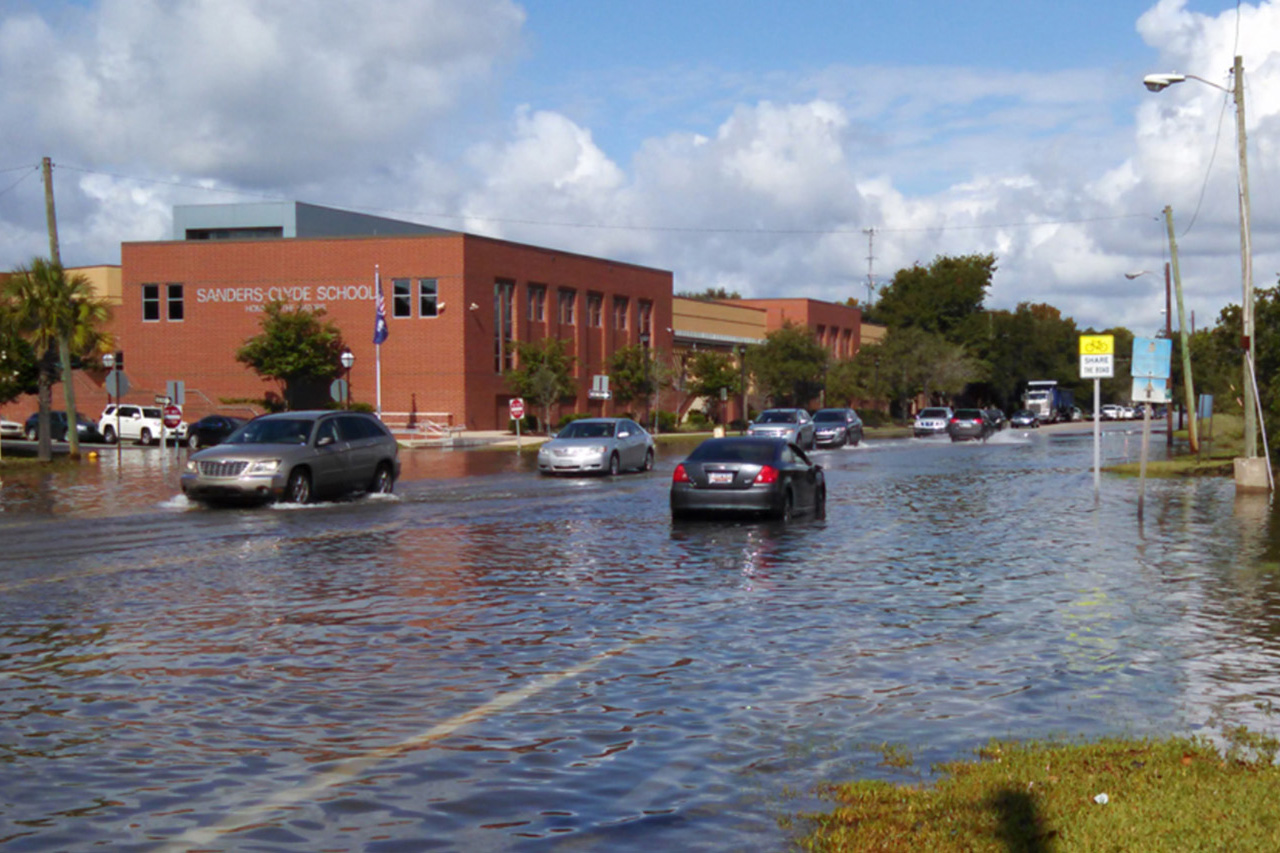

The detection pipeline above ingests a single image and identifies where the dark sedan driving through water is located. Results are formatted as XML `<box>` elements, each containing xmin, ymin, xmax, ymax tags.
<box><xmin>670</xmin><ymin>437</ymin><xmax>825</xmax><ymax>521</ymax></box>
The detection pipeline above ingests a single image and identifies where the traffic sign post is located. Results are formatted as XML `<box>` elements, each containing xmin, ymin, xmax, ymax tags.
<box><xmin>1080</xmin><ymin>334</ymin><xmax>1115</xmax><ymax>498</ymax></box>
<box><xmin>509</xmin><ymin>398</ymin><xmax>526</xmax><ymax>450</ymax></box>
<box><xmin>163</xmin><ymin>404</ymin><xmax>182</xmax><ymax>465</ymax></box>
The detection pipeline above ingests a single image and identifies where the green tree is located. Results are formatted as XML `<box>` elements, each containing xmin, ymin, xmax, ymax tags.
<box><xmin>506</xmin><ymin>337</ymin><xmax>576</xmax><ymax>433</ymax></box>
<box><xmin>872</xmin><ymin>253</ymin><xmax>995</xmax><ymax>339</ymax></box>
<box><xmin>873</xmin><ymin>326</ymin><xmax>982</xmax><ymax>416</ymax></box>
<box><xmin>684</xmin><ymin>349</ymin><xmax>742</xmax><ymax>422</ymax></box>
<box><xmin>747</xmin><ymin>323</ymin><xmax>829</xmax><ymax>407</ymax></box>
<box><xmin>235</xmin><ymin>300</ymin><xmax>345</xmax><ymax>410</ymax></box>
<box><xmin>675</xmin><ymin>287</ymin><xmax>741</xmax><ymax>300</ymax></box>
<box><xmin>2</xmin><ymin>259</ymin><xmax>111</xmax><ymax>460</ymax></box>
<box><xmin>608</xmin><ymin>344</ymin><xmax>657</xmax><ymax>409</ymax></box>
<box><xmin>825</xmin><ymin>355</ymin><xmax>876</xmax><ymax>408</ymax></box>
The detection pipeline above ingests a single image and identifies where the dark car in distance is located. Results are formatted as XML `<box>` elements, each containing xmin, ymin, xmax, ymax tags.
<box><xmin>670</xmin><ymin>437</ymin><xmax>825</xmax><ymax>521</ymax></box>
<box><xmin>24</xmin><ymin>411</ymin><xmax>105</xmax><ymax>443</ymax></box>
<box><xmin>947</xmin><ymin>408</ymin><xmax>994</xmax><ymax>442</ymax></box>
<box><xmin>811</xmin><ymin>408</ymin><xmax>863</xmax><ymax>448</ymax></box>
<box><xmin>185</xmin><ymin>414</ymin><xmax>248</xmax><ymax>449</ymax></box>
<box><xmin>1009</xmin><ymin>409</ymin><xmax>1040</xmax><ymax>428</ymax></box>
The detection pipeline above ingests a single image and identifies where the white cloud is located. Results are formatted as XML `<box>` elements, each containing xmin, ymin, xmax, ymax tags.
<box><xmin>5</xmin><ymin>0</ymin><xmax>1280</xmax><ymax>338</ymax></box>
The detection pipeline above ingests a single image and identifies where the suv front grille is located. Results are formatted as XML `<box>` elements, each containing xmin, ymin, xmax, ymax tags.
<box><xmin>198</xmin><ymin>460</ymin><xmax>249</xmax><ymax>477</ymax></box>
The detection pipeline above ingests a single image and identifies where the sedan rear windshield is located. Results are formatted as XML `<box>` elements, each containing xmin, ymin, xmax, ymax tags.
<box><xmin>954</xmin><ymin>409</ymin><xmax>984</xmax><ymax>419</ymax></box>
<box><xmin>813</xmin><ymin>411</ymin><xmax>848</xmax><ymax>422</ymax></box>
<box><xmin>687</xmin><ymin>440</ymin><xmax>777</xmax><ymax>465</ymax></box>
<box><xmin>557</xmin><ymin>421</ymin><xmax>615</xmax><ymax>439</ymax></box>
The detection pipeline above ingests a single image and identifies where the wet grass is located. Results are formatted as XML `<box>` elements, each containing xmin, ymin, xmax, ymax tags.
<box><xmin>794</xmin><ymin>732</ymin><xmax>1280</xmax><ymax>851</ymax></box>
<box><xmin>1107</xmin><ymin>413</ymin><xmax>1253</xmax><ymax>479</ymax></box>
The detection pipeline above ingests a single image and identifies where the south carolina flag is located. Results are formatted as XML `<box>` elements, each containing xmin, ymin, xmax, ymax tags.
<box><xmin>373</xmin><ymin>267</ymin><xmax>389</xmax><ymax>344</ymax></box>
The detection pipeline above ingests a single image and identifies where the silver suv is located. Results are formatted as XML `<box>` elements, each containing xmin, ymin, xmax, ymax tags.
<box><xmin>181</xmin><ymin>411</ymin><xmax>400</xmax><ymax>505</ymax></box>
<box><xmin>746</xmin><ymin>408</ymin><xmax>815</xmax><ymax>449</ymax></box>
<box><xmin>99</xmin><ymin>404</ymin><xmax>186</xmax><ymax>445</ymax></box>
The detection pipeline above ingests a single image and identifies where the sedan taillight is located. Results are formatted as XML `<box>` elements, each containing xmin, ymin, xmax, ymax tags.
<box><xmin>672</xmin><ymin>464</ymin><xmax>690</xmax><ymax>483</ymax></box>
<box><xmin>753</xmin><ymin>465</ymin><xmax>779</xmax><ymax>484</ymax></box>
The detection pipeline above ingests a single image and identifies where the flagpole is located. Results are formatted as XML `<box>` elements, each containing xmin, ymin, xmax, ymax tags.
<box><xmin>373</xmin><ymin>264</ymin><xmax>387</xmax><ymax>417</ymax></box>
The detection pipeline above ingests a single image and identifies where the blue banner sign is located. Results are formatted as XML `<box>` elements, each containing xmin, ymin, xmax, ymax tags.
<box><xmin>1131</xmin><ymin>337</ymin><xmax>1172</xmax><ymax>379</ymax></box>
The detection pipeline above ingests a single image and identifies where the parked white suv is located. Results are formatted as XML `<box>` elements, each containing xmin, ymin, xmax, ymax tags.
<box><xmin>99</xmin><ymin>404</ymin><xmax>185</xmax><ymax>445</ymax></box>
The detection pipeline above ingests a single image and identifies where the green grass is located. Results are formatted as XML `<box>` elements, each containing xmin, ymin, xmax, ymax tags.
<box><xmin>796</xmin><ymin>734</ymin><xmax>1280</xmax><ymax>852</ymax></box>
<box><xmin>1106</xmin><ymin>412</ymin><xmax>1255</xmax><ymax>478</ymax></box>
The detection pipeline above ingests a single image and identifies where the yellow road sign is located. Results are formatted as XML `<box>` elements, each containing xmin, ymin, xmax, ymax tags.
<box><xmin>1079</xmin><ymin>334</ymin><xmax>1115</xmax><ymax>356</ymax></box>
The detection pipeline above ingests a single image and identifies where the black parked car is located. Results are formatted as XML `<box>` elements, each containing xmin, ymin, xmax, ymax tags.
<box><xmin>671</xmin><ymin>437</ymin><xmax>825</xmax><ymax>521</ymax></box>
<box><xmin>811</xmin><ymin>407</ymin><xmax>864</xmax><ymax>448</ymax></box>
<box><xmin>23</xmin><ymin>411</ymin><xmax>105</xmax><ymax>443</ymax></box>
<box><xmin>185</xmin><ymin>414</ymin><xmax>248</xmax><ymax>449</ymax></box>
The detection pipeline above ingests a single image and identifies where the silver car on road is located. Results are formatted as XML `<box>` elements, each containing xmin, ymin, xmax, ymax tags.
<box><xmin>537</xmin><ymin>417</ymin><xmax>655</xmax><ymax>476</ymax></box>
<box><xmin>746</xmin><ymin>408</ymin><xmax>815</xmax><ymax>449</ymax></box>
<box><xmin>181</xmin><ymin>410</ymin><xmax>400</xmax><ymax>505</ymax></box>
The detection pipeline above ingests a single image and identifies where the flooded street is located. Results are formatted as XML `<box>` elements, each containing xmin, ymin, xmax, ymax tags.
<box><xmin>2</xmin><ymin>427</ymin><xmax>1279</xmax><ymax>851</ymax></box>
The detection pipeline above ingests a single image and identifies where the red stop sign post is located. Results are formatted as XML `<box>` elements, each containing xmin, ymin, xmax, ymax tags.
<box><xmin>509</xmin><ymin>398</ymin><xmax>525</xmax><ymax>451</ymax></box>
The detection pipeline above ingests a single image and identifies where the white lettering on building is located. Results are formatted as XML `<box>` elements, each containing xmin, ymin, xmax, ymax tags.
<box><xmin>195</xmin><ymin>283</ymin><xmax>376</xmax><ymax>312</ymax></box>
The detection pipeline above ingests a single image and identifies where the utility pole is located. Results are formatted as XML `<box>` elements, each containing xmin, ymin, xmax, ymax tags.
<box><xmin>44</xmin><ymin>156</ymin><xmax>82</xmax><ymax>459</ymax></box>
<box><xmin>1164</xmin><ymin>206</ymin><xmax>1198</xmax><ymax>452</ymax></box>
<box><xmin>1232</xmin><ymin>55</ymin><xmax>1257</xmax><ymax>463</ymax></box>
<box><xmin>863</xmin><ymin>228</ymin><xmax>877</xmax><ymax>305</ymax></box>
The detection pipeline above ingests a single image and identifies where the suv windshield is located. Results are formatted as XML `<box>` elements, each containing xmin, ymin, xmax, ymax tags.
<box><xmin>228</xmin><ymin>418</ymin><xmax>315</xmax><ymax>445</ymax></box>
<box><xmin>919</xmin><ymin>408</ymin><xmax>949</xmax><ymax>418</ymax></box>
<box><xmin>758</xmin><ymin>411</ymin><xmax>798</xmax><ymax>424</ymax></box>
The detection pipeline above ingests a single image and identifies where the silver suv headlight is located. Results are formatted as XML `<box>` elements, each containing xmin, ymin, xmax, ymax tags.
<box><xmin>246</xmin><ymin>459</ymin><xmax>282</xmax><ymax>474</ymax></box>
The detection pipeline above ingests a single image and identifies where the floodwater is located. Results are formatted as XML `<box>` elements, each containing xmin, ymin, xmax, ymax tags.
<box><xmin>1</xmin><ymin>426</ymin><xmax>1279</xmax><ymax>851</ymax></box>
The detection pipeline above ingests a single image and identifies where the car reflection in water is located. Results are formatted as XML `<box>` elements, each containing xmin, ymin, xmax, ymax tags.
<box><xmin>671</xmin><ymin>436</ymin><xmax>825</xmax><ymax>521</ymax></box>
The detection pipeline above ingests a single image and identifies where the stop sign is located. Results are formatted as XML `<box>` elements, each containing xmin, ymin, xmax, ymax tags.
<box><xmin>162</xmin><ymin>405</ymin><xmax>182</xmax><ymax>429</ymax></box>
<box><xmin>509</xmin><ymin>398</ymin><xmax>526</xmax><ymax>419</ymax></box>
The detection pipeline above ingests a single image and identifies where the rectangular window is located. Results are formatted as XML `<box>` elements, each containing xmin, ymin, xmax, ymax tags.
<box><xmin>166</xmin><ymin>283</ymin><xmax>184</xmax><ymax>321</ymax></box>
<box><xmin>587</xmin><ymin>293</ymin><xmax>603</xmax><ymax>328</ymax></box>
<box><xmin>418</xmin><ymin>278</ymin><xmax>438</xmax><ymax>317</ymax></box>
<box><xmin>558</xmin><ymin>289</ymin><xmax>576</xmax><ymax>325</ymax></box>
<box><xmin>142</xmin><ymin>284</ymin><xmax>160</xmax><ymax>322</ymax></box>
<box><xmin>494</xmin><ymin>280</ymin><xmax>515</xmax><ymax>373</ymax></box>
<box><xmin>638</xmin><ymin>299</ymin><xmax>653</xmax><ymax>338</ymax></box>
<box><xmin>613</xmin><ymin>296</ymin><xmax>629</xmax><ymax>330</ymax></box>
<box><xmin>392</xmin><ymin>278</ymin><xmax>412</xmax><ymax>318</ymax></box>
<box><xmin>528</xmin><ymin>284</ymin><xmax>546</xmax><ymax>322</ymax></box>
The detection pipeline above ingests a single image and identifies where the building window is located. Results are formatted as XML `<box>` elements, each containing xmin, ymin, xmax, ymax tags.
<box><xmin>418</xmin><ymin>278</ymin><xmax>438</xmax><ymax>317</ymax></box>
<box><xmin>638</xmin><ymin>299</ymin><xmax>653</xmax><ymax>338</ymax></box>
<box><xmin>587</xmin><ymin>293</ymin><xmax>603</xmax><ymax>328</ymax></box>
<box><xmin>494</xmin><ymin>280</ymin><xmax>515</xmax><ymax>373</ymax></box>
<box><xmin>142</xmin><ymin>284</ymin><xmax>160</xmax><ymax>322</ymax></box>
<box><xmin>166</xmin><ymin>283</ymin><xmax>184</xmax><ymax>321</ymax></box>
<box><xmin>558</xmin><ymin>288</ymin><xmax>576</xmax><ymax>325</ymax></box>
<box><xmin>392</xmin><ymin>278</ymin><xmax>412</xmax><ymax>318</ymax></box>
<box><xmin>613</xmin><ymin>296</ymin><xmax>629</xmax><ymax>330</ymax></box>
<box><xmin>528</xmin><ymin>284</ymin><xmax>546</xmax><ymax>322</ymax></box>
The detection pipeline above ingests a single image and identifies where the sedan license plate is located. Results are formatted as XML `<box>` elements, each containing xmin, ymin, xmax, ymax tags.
<box><xmin>708</xmin><ymin>471</ymin><xmax>734</xmax><ymax>485</ymax></box>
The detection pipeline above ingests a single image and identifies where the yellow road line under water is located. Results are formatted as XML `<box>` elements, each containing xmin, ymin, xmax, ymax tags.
<box><xmin>157</xmin><ymin>638</ymin><xmax>650</xmax><ymax>850</ymax></box>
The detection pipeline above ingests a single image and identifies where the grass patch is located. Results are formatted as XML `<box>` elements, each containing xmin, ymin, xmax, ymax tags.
<box><xmin>796</xmin><ymin>734</ymin><xmax>1280</xmax><ymax>851</ymax></box>
<box><xmin>1106</xmin><ymin>412</ymin><xmax>1264</xmax><ymax>479</ymax></box>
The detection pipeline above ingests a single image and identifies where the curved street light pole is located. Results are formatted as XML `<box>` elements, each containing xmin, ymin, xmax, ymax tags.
<box><xmin>1144</xmin><ymin>55</ymin><xmax>1259</xmax><ymax>475</ymax></box>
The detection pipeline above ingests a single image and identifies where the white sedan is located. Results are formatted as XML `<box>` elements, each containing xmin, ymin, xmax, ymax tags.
<box><xmin>0</xmin><ymin>416</ymin><xmax>22</xmax><ymax>439</ymax></box>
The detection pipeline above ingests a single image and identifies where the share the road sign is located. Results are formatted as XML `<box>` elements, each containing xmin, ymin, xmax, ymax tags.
<box><xmin>1079</xmin><ymin>335</ymin><xmax>1115</xmax><ymax>379</ymax></box>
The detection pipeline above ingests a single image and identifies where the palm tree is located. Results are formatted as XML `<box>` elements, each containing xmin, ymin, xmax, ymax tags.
<box><xmin>3</xmin><ymin>259</ymin><xmax>111</xmax><ymax>461</ymax></box>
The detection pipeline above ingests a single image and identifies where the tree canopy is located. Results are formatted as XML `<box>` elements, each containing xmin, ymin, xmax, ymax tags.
<box><xmin>746</xmin><ymin>323</ymin><xmax>828</xmax><ymax>407</ymax></box>
<box><xmin>871</xmin><ymin>253</ymin><xmax>995</xmax><ymax>338</ymax></box>
<box><xmin>682</xmin><ymin>349</ymin><xmax>742</xmax><ymax>420</ymax></box>
<box><xmin>235</xmin><ymin>300</ymin><xmax>346</xmax><ymax>410</ymax></box>
<box><xmin>675</xmin><ymin>287</ymin><xmax>741</xmax><ymax>301</ymax></box>
<box><xmin>506</xmin><ymin>337</ymin><xmax>577</xmax><ymax>433</ymax></box>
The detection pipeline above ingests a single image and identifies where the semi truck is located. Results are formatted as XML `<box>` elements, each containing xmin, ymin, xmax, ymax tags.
<box><xmin>1022</xmin><ymin>380</ymin><xmax>1074</xmax><ymax>423</ymax></box>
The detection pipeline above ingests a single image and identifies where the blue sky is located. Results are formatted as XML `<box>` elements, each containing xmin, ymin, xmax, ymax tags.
<box><xmin>0</xmin><ymin>0</ymin><xmax>1274</xmax><ymax>334</ymax></box>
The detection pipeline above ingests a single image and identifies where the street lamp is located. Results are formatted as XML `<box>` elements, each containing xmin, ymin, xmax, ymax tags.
<box><xmin>340</xmin><ymin>349</ymin><xmax>355</xmax><ymax>409</ymax></box>
<box><xmin>1144</xmin><ymin>56</ymin><xmax>1259</xmax><ymax>482</ymax></box>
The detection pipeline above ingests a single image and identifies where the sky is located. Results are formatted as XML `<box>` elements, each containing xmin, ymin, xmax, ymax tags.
<box><xmin>1</xmin><ymin>0</ymin><xmax>1277</xmax><ymax>336</ymax></box>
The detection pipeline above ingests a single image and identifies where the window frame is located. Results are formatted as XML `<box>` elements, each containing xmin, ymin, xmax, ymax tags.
<box><xmin>558</xmin><ymin>288</ymin><xmax>576</xmax><ymax>325</ymax></box>
<box><xmin>418</xmin><ymin>278</ymin><xmax>439</xmax><ymax>318</ymax></box>
<box><xmin>392</xmin><ymin>278</ymin><xmax>412</xmax><ymax>319</ymax></box>
<box><xmin>528</xmin><ymin>284</ymin><xmax>546</xmax><ymax>322</ymax></box>
<box><xmin>166</xmin><ymin>283</ymin><xmax>184</xmax><ymax>321</ymax></box>
<box><xmin>142</xmin><ymin>284</ymin><xmax>160</xmax><ymax>322</ymax></box>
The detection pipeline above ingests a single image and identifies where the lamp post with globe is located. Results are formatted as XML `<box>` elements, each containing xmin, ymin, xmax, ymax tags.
<box><xmin>340</xmin><ymin>349</ymin><xmax>355</xmax><ymax>409</ymax></box>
